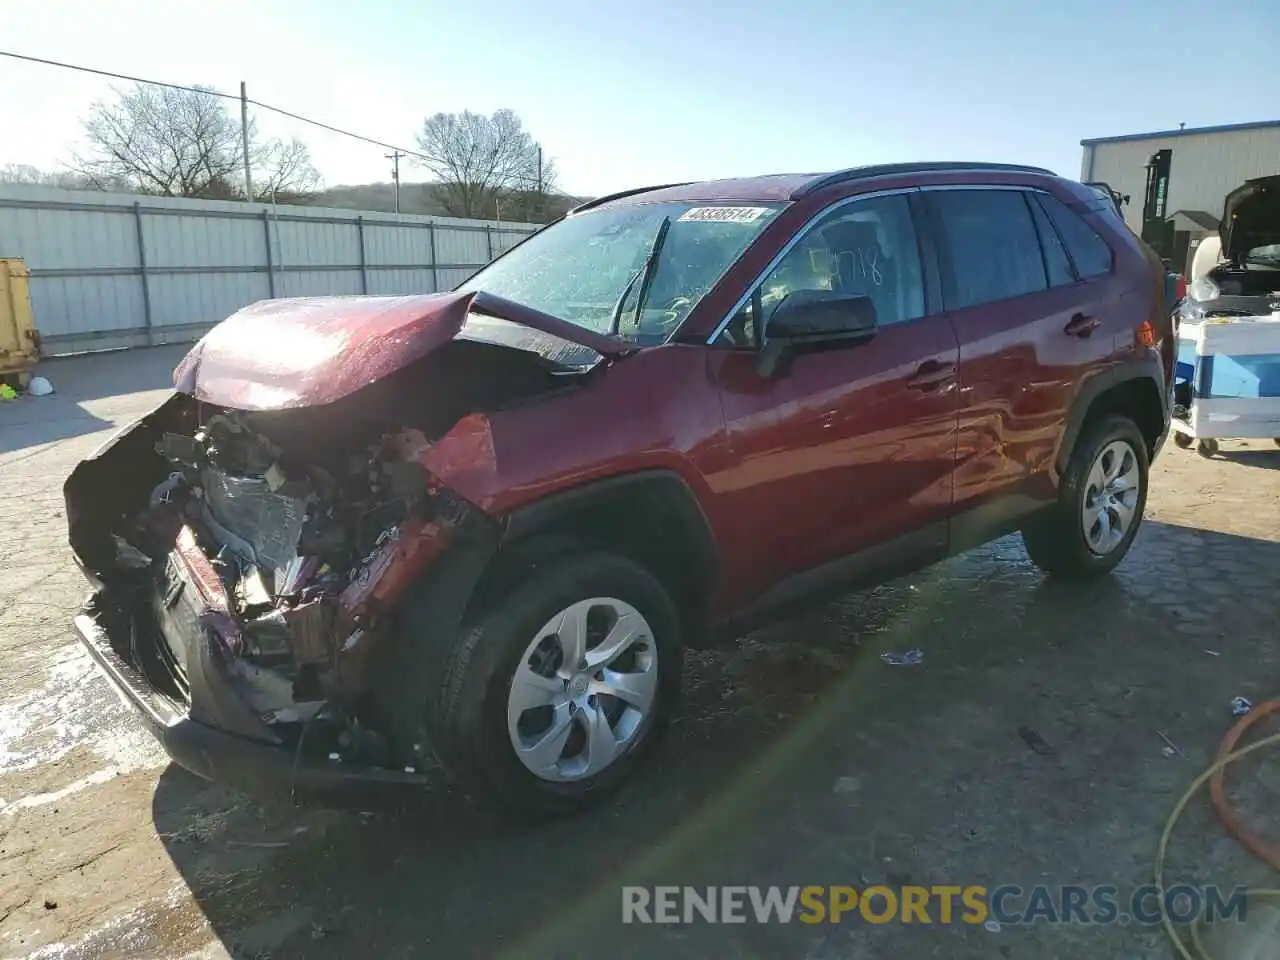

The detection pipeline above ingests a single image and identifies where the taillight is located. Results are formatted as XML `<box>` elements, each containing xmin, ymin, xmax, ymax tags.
<box><xmin>1138</xmin><ymin>320</ymin><xmax>1157</xmax><ymax>347</ymax></box>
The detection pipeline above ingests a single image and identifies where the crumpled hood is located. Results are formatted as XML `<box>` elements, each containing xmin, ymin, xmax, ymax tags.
<box><xmin>173</xmin><ymin>291</ymin><xmax>632</xmax><ymax>410</ymax></box>
<box><xmin>1221</xmin><ymin>175</ymin><xmax>1280</xmax><ymax>263</ymax></box>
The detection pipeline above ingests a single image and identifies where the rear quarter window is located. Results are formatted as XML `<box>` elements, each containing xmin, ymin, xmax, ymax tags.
<box><xmin>1035</xmin><ymin>194</ymin><xmax>1114</xmax><ymax>279</ymax></box>
<box><xmin>1026</xmin><ymin>194</ymin><xmax>1076</xmax><ymax>287</ymax></box>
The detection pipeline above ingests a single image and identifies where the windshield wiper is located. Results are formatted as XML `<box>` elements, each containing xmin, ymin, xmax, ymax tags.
<box><xmin>609</xmin><ymin>216</ymin><xmax>672</xmax><ymax>335</ymax></box>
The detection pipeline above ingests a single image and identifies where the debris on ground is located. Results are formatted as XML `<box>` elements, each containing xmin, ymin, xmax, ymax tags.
<box><xmin>1231</xmin><ymin>696</ymin><xmax>1254</xmax><ymax>716</ymax></box>
<box><xmin>1157</xmin><ymin>730</ymin><xmax>1182</xmax><ymax>757</ymax></box>
<box><xmin>27</xmin><ymin>376</ymin><xmax>54</xmax><ymax>396</ymax></box>
<box><xmin>0</xmin><ymin>384</ymin><xmax>16</xmax><ymax>401</ymax></box>
<box><xmin>1017</xmin><ymin>726</ymin><xmax>1056</xmax><ymax>756</ymax></box>
<box><xmin>833</xmin><ymin>776</ymin><xmax>860</xmax><ymax>794</ymax></box>
<box><xmin>880</xmin><ymin>648</ymin><xmax>924</xmax><ymax>666</ymax></box>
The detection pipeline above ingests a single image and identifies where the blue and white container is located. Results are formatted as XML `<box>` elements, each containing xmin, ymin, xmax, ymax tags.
<box><xmin>1174</xmin><ymin>315</ymin><xmax>1280</xmax><ymax>442</ymax></box>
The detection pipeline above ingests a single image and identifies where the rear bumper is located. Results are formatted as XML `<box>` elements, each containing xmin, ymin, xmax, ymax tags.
<box><xmin>74</xmin><ymin>594</ymin><xmax>436</xmax><ymax>808</ymax></box>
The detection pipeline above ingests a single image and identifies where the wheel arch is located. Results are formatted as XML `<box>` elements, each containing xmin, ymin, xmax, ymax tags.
<box><xmin>1056</xmin><ymin>360</ymin><xmax>1169</xmax><ymax>477</ymax></box>
<box><xmin>486</xmin><ymin>470</ymin><xmax>720</xmax><ymax>630</ymax></box>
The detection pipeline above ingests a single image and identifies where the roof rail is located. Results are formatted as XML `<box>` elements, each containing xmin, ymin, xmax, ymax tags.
<box><xmin>569</xmin><ymin>182</ymin><xmax>694</xmax><ymax>215</ymax></box>
<box><xmin>792</xmin><ymin>162</ymin><xmax>1057</xmax><ymax>199</ymax></box>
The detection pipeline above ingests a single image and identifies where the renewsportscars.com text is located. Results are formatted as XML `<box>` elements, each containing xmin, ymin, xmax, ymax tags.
<box><xmin>622</xmin><ymin>884</ymin><xmax>1248</xmax><ymax>926</ymax></box>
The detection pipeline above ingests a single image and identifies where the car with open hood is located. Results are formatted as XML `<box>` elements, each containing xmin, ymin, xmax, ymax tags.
<box><xmin>66</xmin><ymin>162</ymin><xmax>1173</xmax><ymax>819</ymax></box>
<box><xmin>1184</xmin><ymin>174</ymin><xmax>1280</xmax><ymax>319</ymax></box>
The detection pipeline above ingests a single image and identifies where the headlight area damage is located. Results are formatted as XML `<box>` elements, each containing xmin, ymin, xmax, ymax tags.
<box><xmin>65</xmin><ymin>292</ymin><xmax>625</xmax><ymax>803</ymax></box>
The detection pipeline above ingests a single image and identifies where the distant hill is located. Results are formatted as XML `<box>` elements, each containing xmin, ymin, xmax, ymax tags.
<box><xmin>308</xmin><ymin>181</ymin><xmax>587</xmax><ymax>223</ymax></box>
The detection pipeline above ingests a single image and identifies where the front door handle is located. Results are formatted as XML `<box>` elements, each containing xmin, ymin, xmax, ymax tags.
<box><xmin>907</xmin><ymin>359</ymin><xmax>957</xmax><ymax>391</ymax></box>
<box><xmin>1065</xmin><ymin>313</ymin><xmax>1102</xmax><ymax>337</ymax></box>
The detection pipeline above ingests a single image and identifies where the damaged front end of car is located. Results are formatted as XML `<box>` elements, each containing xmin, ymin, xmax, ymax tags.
<box><xmin>66</xmin><ymin>292</ymin><xmax>624</xmax><ymax>803</ymax></box>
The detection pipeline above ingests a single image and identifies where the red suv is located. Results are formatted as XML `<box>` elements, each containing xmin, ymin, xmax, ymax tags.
<box><xmin>66</xmin><ymin>162</ymin><xmax>1173</xmax><ymax>818</ymax></box>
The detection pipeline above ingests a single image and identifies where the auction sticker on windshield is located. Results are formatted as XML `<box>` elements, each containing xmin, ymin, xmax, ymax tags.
<box><xmin>678</xmin><ymin>207</ymin><xmax>772</xmax><ymax>224</ymax></box>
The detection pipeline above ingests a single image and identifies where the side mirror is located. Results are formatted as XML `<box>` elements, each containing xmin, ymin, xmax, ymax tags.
<box><xmin>757</xmin><ymin>291</ymin><xmax>878</xmax><ymax>377</ymax></box>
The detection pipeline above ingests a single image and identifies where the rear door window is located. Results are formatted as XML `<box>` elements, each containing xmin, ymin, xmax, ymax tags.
<box><xmin>929</xmin><ymin>190</ymin><xmax>1048</xmax><ymax>309</ymax></box>
<box><xmin>1035</xmin><ymin>194</ymin><xmax>1114</xmax><ymax>279</ymax></box>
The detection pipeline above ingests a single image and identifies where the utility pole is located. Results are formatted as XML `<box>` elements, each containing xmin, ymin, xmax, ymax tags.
<box><xmin>386</xmin><ymin>151</ymin><xmax>404</xmax><ymax>214</ymax></box>
<box><xmin>536</xmin><ymin>146</ymin><xmax>544</xmax><ymax>219</ymax></box>
<box><xmin>240</xmin><ymin>82</ymin><xmax>253</xmax><ymax>202</ymax></box>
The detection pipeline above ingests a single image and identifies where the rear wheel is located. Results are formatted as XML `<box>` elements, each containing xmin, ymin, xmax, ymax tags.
<box><xmin>418</xmin><ymin>551</ymin><xmax>681</xmax><ymax>820</ymax></box>
<box><xmin>1172</xmin><ymin>432</ymin><xmax>1194</xmax><ymax>450</ymax></box>
<box><xmin>1197</xmin><ymin>438</ymin><xmax>1220</xmax><ymax>458</ymax></box>
<box><xmin>1023</xmin><ymin>415</ymin><xmax>1149</xmax><ymax>580</ymax></box>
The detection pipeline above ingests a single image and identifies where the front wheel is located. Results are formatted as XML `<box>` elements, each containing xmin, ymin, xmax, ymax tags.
<box><xmin>1023</xmin><ymin>415</ymin><xmax>1149</xmax><ymax>580</ymax></box>
<box><xmin>417</xmin><ymin>551</ymin><xmax>682</xmax><ymax>820</ymax></box>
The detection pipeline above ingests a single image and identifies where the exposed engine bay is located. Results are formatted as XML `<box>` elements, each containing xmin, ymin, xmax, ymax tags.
<box><xmin>65</xmin><ymin>332</ymin><xmax>583</xmax><ymax>778</ymax></box>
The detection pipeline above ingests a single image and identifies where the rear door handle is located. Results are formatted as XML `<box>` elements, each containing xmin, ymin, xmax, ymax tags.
<box><xmin>1064</xmin><ymin>313</ymin><xmax>1102</xmax><ymax>337</ymax></box>
<box><xmin>907</xmin><ymin>359</ymin><xmax>957</xmax><ymax>391</ymax></box>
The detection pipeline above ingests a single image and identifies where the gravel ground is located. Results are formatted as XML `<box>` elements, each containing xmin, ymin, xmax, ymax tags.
<box><xmin>1</xmin><ymin>346</ymin><xmax>1278</xmax><ymax>960</ymax></box>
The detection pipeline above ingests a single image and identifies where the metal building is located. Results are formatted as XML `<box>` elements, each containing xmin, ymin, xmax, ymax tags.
<box><xmin>1079</xmin><ymin>119</ymin><xmax>1280</xmax><ymax>273</ymax></box>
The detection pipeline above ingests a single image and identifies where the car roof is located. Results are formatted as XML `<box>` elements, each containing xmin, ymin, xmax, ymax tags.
<box><xmin>573</xmin><ymin>162</ymin><xmax>1057</xmax><ymax>213</ymax></box>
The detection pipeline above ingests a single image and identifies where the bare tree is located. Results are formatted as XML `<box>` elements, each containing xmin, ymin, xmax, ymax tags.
<box><xmin>254</xmin><ymin>137</ymin><xmax>321</xmax><ymax>203</ymax></box>
<box><xmin>74</xmin><ymin>84</ymin><xmax>321</xmax><ymax>201</ymax></box>
<box><xmin>0</xmin><ymin>164</ymin><xmax>99</xmax><ymax>189</ymax></box>
<box><xmin>414</xmin><ymin>109</ymin><xmax>554</xmax><ymax>218</ymax></box>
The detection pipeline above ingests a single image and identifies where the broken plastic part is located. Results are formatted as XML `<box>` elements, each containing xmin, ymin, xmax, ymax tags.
<box><xmin>156</xmin><ymin>433</ymin><xmax>205</xmax><ymax>468</ymax></box>
<box><xmin>202</xmin><ymin>469</ymin><xmax>307</xmax><ymax>581</ymax></box>
<box><xmin>277</xmin><ymin>556</ymin><xmax>319</xmax><ymax>596</ymax></box>
<box><xmin>225</xmin><ymin>657</ymin><xmax>295</xmax><ymax>715</ymax></box>
<box><xmin>200</xmin><ymin>501</ymin><xmax>257</xmax><ymax>566</ymax></box>
<box><xmin>280</xmin><ymin>598</ymin><xmax>336</xmax><ymax>665</ymax></box>
<box><xmin>112</xmin><ymin>536</ymin><xmax>153</xmax><ymax>570</ymax></box>
<box><xmin>237</xmin><ymin>566</ymin><xmax>273</xmax><ymax>610</ymax></box>
<box><xmin>264</xmin><ymin>462</ymin><xmax>288</xmax><ymax>492</ymax></box>
<box><xmin>263</xmin><ymin>701</ymin><xmax>325</xmax><ymax>725</ymax></box>
<box><xmin>244</xmin><ymin>608</ymin><xmax>293</xmax><ymax>657</ymax></box>
<box><xmin>150</xmin><ymin>472</ymin><xmax>187</xmax><ymax>508</ymax></box>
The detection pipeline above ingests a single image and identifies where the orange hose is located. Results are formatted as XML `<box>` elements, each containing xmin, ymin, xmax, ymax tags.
<box><xmin>1209</xmin><ymin>698</ymin><xmax>1280</xmax><ymax>872</ymax></box>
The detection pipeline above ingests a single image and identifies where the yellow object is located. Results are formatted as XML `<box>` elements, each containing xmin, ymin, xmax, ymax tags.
<box><xmin>0</xmin><ymin>258</ymin><xmax>40</xmax><ymax>384</ymax></box>
<box><xmin>0</xmin><ymin>383</ymin><xmax>15</xmax><ymax>401</ymax></box>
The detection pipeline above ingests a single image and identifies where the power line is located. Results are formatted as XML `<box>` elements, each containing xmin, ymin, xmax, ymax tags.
<box><xmin>0</xmin><ymin>48</ymin><xmax>429</xmax><ymax>163</ymax></box>
<box><xmin>0</xmin><ymin>49</ymin><xmax>224</xmax><ymax>99</ymax></box>
<box><xmin>248</xmin><ymin>100</ymin><xmax>426</xmax><ymax>162</ymax></box>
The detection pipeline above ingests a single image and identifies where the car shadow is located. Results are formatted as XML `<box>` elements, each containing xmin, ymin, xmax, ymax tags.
<box><xmin>0</xmin><ymin>345</ymin><xmax>188</xmax><ymax>455</ymax></box>
<box><xmin>1215</xmin><ymin>447</ymin><xmax>1280</xmax><ymax>470</ymax></box>
<box><xmin>149</xmin><ymin>521</ymin><xmax>1280</xmax><ymax>959</ymax></box>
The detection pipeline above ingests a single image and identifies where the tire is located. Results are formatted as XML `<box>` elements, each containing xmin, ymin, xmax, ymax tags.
<box><xmin>1197</xmin><ymin>438</ymin><xmax>1220</xmax><ymax>458</ymax></box>
<box><xmin>414</xmin><ymin>551</ymin><xmax>682</xmax><ymax>820</ymax></box>
<box><xmin>1022</xmin><ymin>415</ymin><xmax>1149</xmax><ymax>580</ymax></box>
<box><xmin>1172</xmin><ymin>432</ymin><xmax>1194</xmax><ymax>450</ymax></box>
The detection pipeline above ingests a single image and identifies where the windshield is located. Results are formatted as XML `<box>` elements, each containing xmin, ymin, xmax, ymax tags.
<box><xmin>1247</xmin><ymin>243</ymin><xmax>1280</xmax><ymax>265</ymax></box>
<box><xmin>456</xmin><ymin>201</ymin><xmax>784</xmax><ymax>344</ymax></box>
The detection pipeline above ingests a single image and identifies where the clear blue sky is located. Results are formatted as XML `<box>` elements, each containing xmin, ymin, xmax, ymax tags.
<box><xmin>3</xmin><ymin>0</ymin><xmax>1278</xmax><ymax>197</ymax></box>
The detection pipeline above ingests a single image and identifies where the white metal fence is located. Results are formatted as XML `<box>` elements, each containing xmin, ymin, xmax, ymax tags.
<box><xmin>0</xmin><ymin>184</ymin><xmax>541</xmax><ymax>355</ymax></box>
